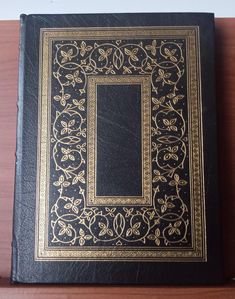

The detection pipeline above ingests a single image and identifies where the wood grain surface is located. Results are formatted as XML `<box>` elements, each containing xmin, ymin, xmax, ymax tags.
<box><xmin>0</xmin><ymin>20</ymin><xmax>19</xmax><ymax>279</ymax></box>
<box><xmin>0</xmin><ymin>18</ymin><xmax>235</xmax><ymax>297</ymax></box>
<box><xmin>216</xmin><ymin>19</ymin><xmax>235</xmax><ymax>281</ymax></box>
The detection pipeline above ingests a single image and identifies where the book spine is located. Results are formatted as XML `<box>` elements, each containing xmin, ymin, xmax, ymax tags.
<box><xmin>11</xmin><ymin>14</ymin><xmax>27</xmax><ymax>283</ymax></box>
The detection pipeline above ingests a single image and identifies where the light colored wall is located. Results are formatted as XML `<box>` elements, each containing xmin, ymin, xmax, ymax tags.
<box><xmin>0</xmin><ymin>0</ymin><xmax>234</xmax><ymax>19</ymax></box>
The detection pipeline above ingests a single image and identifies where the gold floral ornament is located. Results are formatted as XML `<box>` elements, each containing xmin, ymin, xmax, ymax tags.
<box><xmin>152</xmin><ymin>96</ymin><xmax>165</xmax><ymax>110</ymax></box>
<box><xmin>72</xmin><ymin>170</ymin><xmax>85</xmax><ymax>185</ymax></box>
<box><xmin>61</xmin><ymin>48</ymin><xmax>74</xmax><ymax>63</ymax></box>
<box><xmin>76</xmin><ymin>143</ymin><xmax>86</xmax><ymax>153</ymax></box>
<box><xmin>169</xmin><ymin>174</ymin><xmax>187</xmax><ymax>187</ymax></box>
<box><xmin>147</xmin><ymin>228</ymin><xmax>161</xmax><ymax>246</ymax></box>
<box><xmin>123</xmin><ymin>207</ymin><xmax>134</xmax><ymax>217</ymax></box>
<box><xmin>168</xmin><ymin>221</ymin><xmax>182</xmax><ymax>236</ymax></box>
<box><xmin>163</xmin><ymin>118</ymin><xmax>177</xmax><ymax>131</ymax></box>
<box><xmin>60</xmin><ymin>119</ymin><xmax>75</xmax><ymax>135</ymax></box>
<box><xmin>72</xmin><ymin>98</ymin><xmax>85</xmax><ymax>111</ymax></box>
<box><xmin>158</xmin><ymin>196</ymin><xmax>175</xmax><ymax>213</ymax></box>
<box><xmin>98</xmin><ymin>222</ymin><xmax>113</xmax><ymax>237</ymax></box>
<box><xmin>79</xmin><ymin>41</ymin><xmax>92</xmax><ymax>57</ymax></box>
<box><xmin>156</xmin><ymin>69</ymin><xmax>172</xmax><ymax>86</ymax></box>
<box><xmin>58</xmin><ymin>221</ymin><xmax>73</xmax><ymax>237</ymax></box>
<box><xmin>65</xmin><ymin>70</ymin><xmax>83</xmax><ymax>87</ymax></box>
<box><xmin>124</xmin><ymin>47</ymin><xmax>139</xmax><ymax>61</ymax></box>
<box><xmin>164</xmin><ymin>146</ymin><xmax>179</xmax><ymax>161</ymax></box>
<box><xmin>152</xmin><ymin>170</ymin><xmax>167</xmax><ymax>183</ymax></box>
<box><xmin>126</xmin><ymin>222</ymin><xmax>141</xmax><ymax>237</ymax></box>
<box><xmin>145</xmin><ymin>39</ymin><xmax>157</xmax><ymax>56</ymax></box>
<box><xmin>163</xmin><ymin>48</ymin><xmax>177</xmax><ymax>62</ymax></box>
<box><xmin>64</xmin><ymin>197</ymin><xmax>81</xmax><ymax>214</ymax></box>
<box><xmin>53</xmin><ymin>175</ymin><xmax>70</xmax><ymax>188</ymax></box>
<box><xmin>61</xmin><ymin>147</ymin><xmax>75</xmax><ymax>162</ymax></box>
<box><xmin>105</xmin><ymin>207</ymin><xmax>116</xmax><ymax>217</ymax></box>
<box><xmin>98</xmin><ymin>48</ymin><xmax>113</xmax><ymax>61</ymax></box>
<box><xmin>77</xmin><ymin>229</ymin><xmax>92</xmax><ymax>246</ymax></box>
<box><xmin>53</xmin><ymin>93</ymin><xmax>71</xmax><ymax>106</ymax></box>
<box><xmin>170</xmin><ymin>94</ymin><xmax>185</xmax><ymax>105</ymax></box>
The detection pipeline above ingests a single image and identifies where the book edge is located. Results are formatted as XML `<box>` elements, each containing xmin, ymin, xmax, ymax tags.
<box><xmin>11</xmin><ymin>13</ymin><xmax>27</xmax><ymax>283</ymax></box>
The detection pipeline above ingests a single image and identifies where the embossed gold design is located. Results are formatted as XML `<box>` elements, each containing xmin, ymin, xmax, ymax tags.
<box><xmin>35</xmin><ymin>26</ymin><xmax>206</xmax><ymax>261</ymax></box>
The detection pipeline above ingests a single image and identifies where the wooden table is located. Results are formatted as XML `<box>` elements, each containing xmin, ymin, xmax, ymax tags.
<box><xmin>0</xmin><ymin>18</ymin><xmax>235</xmax><ymax>298</ymax></box>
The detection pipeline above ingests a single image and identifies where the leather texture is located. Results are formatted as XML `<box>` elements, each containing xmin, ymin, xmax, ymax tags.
<box><xmin>11</xmin><ymin>13</ymin><xmax>223</xmax><ymax>284</ymax></box>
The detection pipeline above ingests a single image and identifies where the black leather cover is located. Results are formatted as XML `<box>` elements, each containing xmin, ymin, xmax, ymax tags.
<box><xmin>11</xmin><ymin>13</ymin><xmax>223</xmax><ymax>284</ymax></box>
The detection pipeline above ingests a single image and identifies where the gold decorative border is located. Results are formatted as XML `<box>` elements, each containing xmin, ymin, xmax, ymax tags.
<box><xmin>87</xmin><ymin>75</ymin><xmax>152</xmax><ymax>206</ymax></box>
<box><xmin>35</xmin><ymin>26</ymin><xmax>206</xmax><ymax>261</ymax></box>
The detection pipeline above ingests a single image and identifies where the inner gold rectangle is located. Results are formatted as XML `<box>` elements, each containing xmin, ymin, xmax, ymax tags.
<box><xmin>87</xmin><ymin>75</ymin><xmax>152</xmax><ymax>206</ymax></box>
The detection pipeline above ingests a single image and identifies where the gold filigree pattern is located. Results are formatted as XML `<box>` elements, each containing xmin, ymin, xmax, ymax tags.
<box><xmin>36</xmin><ymin>27</ymin><xmax>206</xmax><ymax>261</ymax></box>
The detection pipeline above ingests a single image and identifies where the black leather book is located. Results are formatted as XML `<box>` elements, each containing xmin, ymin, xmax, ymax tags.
<box><xmin>12</xmin><ymin>13</ymin><xmax>223</xmax><ymax>284</ymax></box>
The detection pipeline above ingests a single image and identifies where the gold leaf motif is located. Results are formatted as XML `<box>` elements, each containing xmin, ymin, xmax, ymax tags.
<box><xmin>98</xmin><ymin>48</ymin><xmax>113</xmax><ymax>61</ymax></box>
<box><xmin>73</xmin><ymin>98</ymin><xmax>85</xmax><ymax>111</ymax></box>
<box><xmin>61</xmin><ymin>48</ymin><xmax>73</xmax><ymax>63</ymax></box>
<box><xmin>145</xmin><ymin>39</ymin><xmax>157</xmax><ymax>56</ymax></box>
<box><xmin>153</xmin><ymin>170</ymin><xmax>167</xmax><ymax>183</ymax></box>
<box><xmin>123</xmin><ymin>66</ymin><xmax>132</xmax><ymax>74</ymax></box>
<box><xmin>156</xmin><ymin>69</ymin><xmax>171</xmax><ymax>84</ymax></box>
<box><xmin>164</xmin><ymin>47</ymin><xmax>177</xmax><ymax>62</ymax></box>
<box><xmin>79</xmin><ymin>41</ymin><xmax>92</xmax><ymax>57</ymax></box>
<box><xmin>173</xmin><ymin>94</ymin><xmax>185</xmax><ymax>104</ymax></box>
<box><xmin>124</xmin><ymin>47</ymin><xmax>139</xmax><ymax>61</ymax></box>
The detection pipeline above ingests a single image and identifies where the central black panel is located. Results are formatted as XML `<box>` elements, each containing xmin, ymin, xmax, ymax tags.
<box><xmin>96</xmin><ymin>84</ymin><xmax>142</xmax><ymax>197</ymax></box>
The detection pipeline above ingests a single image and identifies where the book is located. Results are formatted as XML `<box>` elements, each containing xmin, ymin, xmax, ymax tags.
<box><xmin>12</xmin><ymin>13</ymin><xmax>223</xmax><ymax>284</ymax></box>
